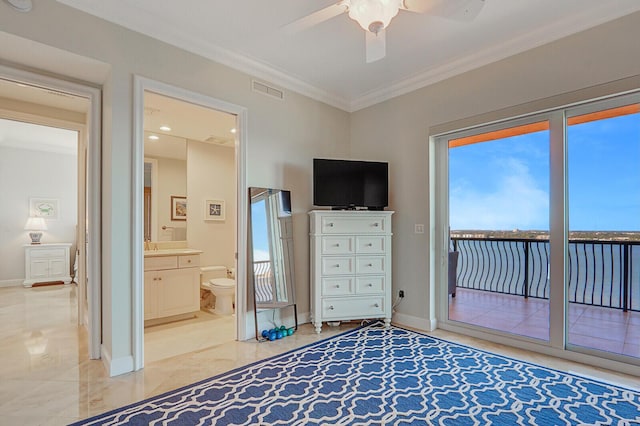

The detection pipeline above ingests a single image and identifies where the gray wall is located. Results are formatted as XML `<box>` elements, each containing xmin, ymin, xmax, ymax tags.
<box><xmin>349</xmin><ymin>11</ymin><xmax>640</xmax><ymax>327</ymax></box>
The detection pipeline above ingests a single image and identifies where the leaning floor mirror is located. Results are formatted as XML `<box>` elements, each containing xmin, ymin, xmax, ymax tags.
<box><xmin>248</xmin><ymin>187</ymin><xmax>298</xmax><ymax>341</ymax></box>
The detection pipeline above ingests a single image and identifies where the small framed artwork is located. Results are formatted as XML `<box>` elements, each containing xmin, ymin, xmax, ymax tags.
<box><xmin>30</xmin><ymin>198</ymin><xmax>59</xmax><ymax>219</ymax></box>
<box><xmin>171</xmin><ymin>196</ymin><xmax>187</xmax><ymax>221</ymax></box>
<box><xmin>204</xmin><ymin>199</ymin><xmax>225</xmax><ymax>221</ymax></box>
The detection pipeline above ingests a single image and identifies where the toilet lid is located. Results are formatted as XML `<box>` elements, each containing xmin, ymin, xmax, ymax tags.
<box><xmin>209</xmin><ymin>278</ymin><xmax>235</xmax><ymax>288</ymax></box>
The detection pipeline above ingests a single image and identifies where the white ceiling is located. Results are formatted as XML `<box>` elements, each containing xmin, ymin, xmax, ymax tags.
<box><xmin>55</xmin><ymin>0</ymin><xmax>640</xmax><ymax>111</ymax></box>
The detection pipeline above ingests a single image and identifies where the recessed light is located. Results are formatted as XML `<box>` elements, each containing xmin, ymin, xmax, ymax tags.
<box><xmin>159</xmin><ymin>125</ymin><xmax>171</xmax><ymax>132</ymax></box>
<box><xmin>148</xmin><ymin>135</ymin><xmax>159</xmax><ymax>140</ymax></box>
<box><xmin>230</xmin><ymin>128</ymin><xmax>237</xmax><ymax>134</ymax></box>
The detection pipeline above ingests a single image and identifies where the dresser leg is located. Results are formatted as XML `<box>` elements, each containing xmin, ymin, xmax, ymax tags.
<box><xmin>384</xmin><ymin>318</ymin><xmax>391</xmax><ymax>329</ymax></box>
<box><xmin>313</xmin><ymin>321</ymin><xmax>322</xmax><ymax>334</ymax></box>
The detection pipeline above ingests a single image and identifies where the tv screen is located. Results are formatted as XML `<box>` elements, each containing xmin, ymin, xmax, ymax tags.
<box><xmin>313</xmin><ymin>158</ymin><xmax>388</xmax><ymax>210</ymax></box>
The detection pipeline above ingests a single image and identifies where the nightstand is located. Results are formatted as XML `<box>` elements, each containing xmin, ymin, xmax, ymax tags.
<box><xmin>23</xmin><ymin>243</ymin><xmax>72</xmax><ymax>287</ymax></box>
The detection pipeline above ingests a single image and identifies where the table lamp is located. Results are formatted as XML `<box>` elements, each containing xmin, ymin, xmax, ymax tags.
<box><xmin>24</xmin><ymin>216</ymin><xmax>47</xmax><ymax>244</ymax></box>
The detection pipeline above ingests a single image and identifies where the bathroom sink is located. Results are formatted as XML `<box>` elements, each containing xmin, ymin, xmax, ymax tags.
<box><xmin>144</xmin><ymin>248</ymin><xmax>203</xmax><ymax>257</ymax></box>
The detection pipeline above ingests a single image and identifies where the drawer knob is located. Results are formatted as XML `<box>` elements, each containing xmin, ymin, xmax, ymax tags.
<box><xmin>335</xmin><ymin>264</ymin><xmax>340</xmax><ymax>268</ymax></box>
<box><xmin>367</xmin><ymin>243</ymin><xmax>373</xmax><ymax>247</ymax></box>
<box><xmin>367</xmin><ymin>263</ymin><xmax>373</xmax><ymax>267</ymax></box>
<box><xmin>374</xmin><ymin>303</ymin><xmax>380</xmax><ymax>308</ymax></box>
<box><xmin>373</xmin><ymin>223</ymin><xmax>379</xmax><ymax>227</ymax></box>
<box><xmin>367</xmin><ymin>283</ymin><xmax>373</xmax><ymax>287</ymax></box>
<box><xmin>328</xmin><ymin>305</ymin><xmax>334</xmax><ymax>310</ymax></box>
<box><xmin>335</xmin><ymin>244</ymin><xmax>340</xmax><ymax>247</ymax></box>
<box><xmin>187</xmin><ymin>259</ymin><xmax>191</xmax><ymax>263</ymax></box>
<box><xmin>336</xmin><ymin>284</ymin><xmax>340</xmax><ymax>288</ymax></box>
<box><xmin>328</xmin><ymin>223</ymin><xmax>334</xmax><ymax>227</ymax></box>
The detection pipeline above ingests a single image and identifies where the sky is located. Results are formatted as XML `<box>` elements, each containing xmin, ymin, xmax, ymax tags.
<box><xmin>449</xmin><ymin>112</ymin><xmax>640</xmax><ymax>231</ymax></box>
<box><xmin>250</xmin><ymin>199</ymin><xmax>270</xmax><ymax>261</ymax></box>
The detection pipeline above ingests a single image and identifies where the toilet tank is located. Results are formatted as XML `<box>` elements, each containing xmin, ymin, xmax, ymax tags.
<box><xmin>201</xmin><ymin>266</ymin><xmax>227</xmax><ymax>283</ymax></box>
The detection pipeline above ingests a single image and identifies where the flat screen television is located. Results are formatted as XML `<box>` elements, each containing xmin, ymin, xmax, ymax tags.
<box><xmin>313</xmin><ymin>158</ymin><xmax>388</xmax><ymax>210</ymax></box>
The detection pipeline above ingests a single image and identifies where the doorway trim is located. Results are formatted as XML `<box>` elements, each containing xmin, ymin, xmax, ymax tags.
<box><xmin>0</xmin><ymin>63</ymin><xmax>102</xmax><ymax>359</ymax></box>
<box><xmin>132</xmin><ymin>76</ymin><xmax>248</xmax><ymax>370</ymax></box>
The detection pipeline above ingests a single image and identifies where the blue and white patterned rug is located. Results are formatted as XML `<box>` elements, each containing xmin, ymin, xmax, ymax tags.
<box><xmin>72</xmin><ymin>323</ymin><xmax>640</xmax><ymax>425</ymax></box>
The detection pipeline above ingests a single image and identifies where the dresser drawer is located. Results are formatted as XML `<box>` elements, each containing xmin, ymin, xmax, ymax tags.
<box><xmin>321</xmin><ymin>236</ymin><xmax>354</xmax><ymax>255</ymax></box>
<box><xmin>178</xmin><ymin>255</ymin><xmax>200</xmax><ymax>268</ymax></box>
<box><xmin>356</xmin><ymin>276</ymin><xmax>385</xmax><ymax>294</ymax></box>
<box><xmin>145</xmin><ymin>256</ymin><xmax>178</xmax><ymax>271</ymax></box>
<box><xmin>321</xmin><ymin>297</ymin><xmax>385</xmax><ymax>319</ymax></box>
<box><xmin>320</xmin><ymin>216</ymin><xmax>387</xmax><ymax>234</ymax></box>
<box><xmin>321</xmin><ymin>277</ymin><xmax>354</xmax><ymax>296</ymax></box>
<box><xmin>30</xmin><ymin>248</ymin><xmax>66</xmax><ymax>259</ymax></box>
<box><xmin>321</xmin><ymin>257</ymin><xmax>354</xmax><ymax>275</ymax></box>
<box><xmin>355</xmin><ymin>256</ymin><xmax>386</xmax><ymax>274</ymax></box>
<box><xmin>356</xmin><ymin>236</ymin><xmax>385</xmax><ymax>254</ymax></box>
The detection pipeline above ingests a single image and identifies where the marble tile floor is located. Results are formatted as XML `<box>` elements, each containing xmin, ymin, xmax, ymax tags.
<box><xmin>0</xmin><ymin>284</ymin><xmax>639</xmax><ymax>425</ymax></box>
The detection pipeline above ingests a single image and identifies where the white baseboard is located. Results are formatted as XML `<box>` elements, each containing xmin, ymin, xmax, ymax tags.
<box><xmin>101</xmin><ymin>345</ymin><xmax>134</xmax><ymax>377</ymax></box>
<box><xmin>392</xmin><ymin>312</ymin><xmax>436</xmax><ymax>332</ymax></box>
<box><xmin>0</xmin><ymin>279</ymin><xmax>23</xmax><ymax>288</ymax></box>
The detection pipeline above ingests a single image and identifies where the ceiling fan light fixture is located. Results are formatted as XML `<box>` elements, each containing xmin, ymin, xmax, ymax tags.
<box><xmin>347</xmin><ymin>0</ymin><xmax>402</xmax><ymax>33</ymax></box>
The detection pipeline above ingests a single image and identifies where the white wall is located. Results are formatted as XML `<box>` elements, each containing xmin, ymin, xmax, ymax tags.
<box><xmin>155</xmin><ymin>157</ymin><xmax>187</xmax><ymax>241</ymax></box>
<box><xmin>187</xmin><ymin>141</ymin><xmax>236</xmax><ymax>269</ymax></box>
<box><xmin>0</xmin><ymin>146</ymin><xmax>77</xmax><ymax>285</ymax></box>
<box><xmin>349</xmin><ymin>12</ymin><xmax>640</xmax><ymax>328</ymax></box>
<box><xmin>0</xmin><ymin>1</ymin><xmax>350</xmax><ymax>374</ymax></box>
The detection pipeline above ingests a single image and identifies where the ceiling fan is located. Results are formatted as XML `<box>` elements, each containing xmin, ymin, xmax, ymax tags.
<box><xmin>283</xmin><ymin>0</ymin><xmax>485</xmax><ymax>63</ymax></box>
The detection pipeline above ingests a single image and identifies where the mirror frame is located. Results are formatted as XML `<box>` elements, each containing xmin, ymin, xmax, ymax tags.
<box><xmin>248</xmin><ymin>187</ymin><xmax>298</xmax><ymax>341</ymax></box>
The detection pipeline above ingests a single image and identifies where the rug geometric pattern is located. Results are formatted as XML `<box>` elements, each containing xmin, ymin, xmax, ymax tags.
<box><xmin>73</xmin><ymin>323</ymin><xmax>640</xmax><ymax>425</ymax></box>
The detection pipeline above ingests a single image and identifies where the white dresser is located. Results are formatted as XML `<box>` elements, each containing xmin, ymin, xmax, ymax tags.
<box><xmin>24</xmin><ymin>243</ymin><xmax>72</xmax><ymax>287</ymax></box>
<box><xmin>309</xmin><ymin>210</ymin><xmax>393</xmax><ymax>333</ymax></box>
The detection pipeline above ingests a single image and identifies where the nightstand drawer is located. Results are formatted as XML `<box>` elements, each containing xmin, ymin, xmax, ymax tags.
<box><xmin>321</xmin><ymin>277</ymin><xmax>354</xmax><ymax>296</ymax></box>
<box><xmin>356</xmin><ymin>236</ymin><xmax>385</xmax><ymax>254</ymax></box>
<box><xmin>321</xmin><ymin>216</ymin><xmax>388</xmax><ymax>234</ymax></box>
<box><xmin>321</xmin><ymin>297</ymin><xmax>385</xmax><ymax>319</ymax></box>
<box><xmin>356</xmin><ymin>276</ymin><xmax>385</xmax><ymax>294</ymax></box>
<box><xmin>30</xmin><ymin>248</ymin><xmax>66</xmax><ymax>259</ymax></box>
<box><xmin>321</xmin><ymin>236</ymin><xmax>354</xmax><ymax>255</ymax></box>
<box><xmin>321</xmin><ymin>257</ymin><xmax>354</xmax><ymax>275</ymax></box>
<box><xmin>355</xmin><ymin>256</ymin><xmax>385</xmax><ymax>274</ymax></box>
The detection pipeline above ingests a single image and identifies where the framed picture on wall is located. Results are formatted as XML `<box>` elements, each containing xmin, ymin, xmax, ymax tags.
<box><xmin>204</xmin><ymin>199</ymin><xmax>225</xmax><ymax>221</ymax></box>
<box><xmin>30</xmin><ymin>198</ymin><xmax>59</xmax><ymax>219</ymax></box>
<box><xmin>171</xmin><ymin>196</ymin><xmax>187</xmax><ymax>221</ymax></box>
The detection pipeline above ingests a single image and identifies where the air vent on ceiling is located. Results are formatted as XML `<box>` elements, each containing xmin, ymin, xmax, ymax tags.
<box><xmin>251</xmin><ymin>80</ymin><xmax>284</xmax><ymax>100</ymax></box>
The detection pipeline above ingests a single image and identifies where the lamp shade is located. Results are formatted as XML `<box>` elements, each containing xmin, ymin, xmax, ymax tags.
<box><xmin>348</xmin><ymin>0</ymin><xmax>402</xmax><ymax>33</ymax></box>
<box><xmin>24</xmin><ymin>217</ymin><xmax>48</xmax><ymax>231</ymax></box>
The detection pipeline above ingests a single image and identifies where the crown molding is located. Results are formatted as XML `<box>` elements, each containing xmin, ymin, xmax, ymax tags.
<box><xmin>57</xmin><ymin>1</ymin><xmax>640</xmax><ymax>114</ymax></box>
<box><xmin>56</xmin><ymin>0</ymin><xmax>351</xmax><ymax>111</ymax></box>
<box><xmin>349</xmin><ymin>3</ymin><xmax>640</xmax><ymax>111</ymax></box>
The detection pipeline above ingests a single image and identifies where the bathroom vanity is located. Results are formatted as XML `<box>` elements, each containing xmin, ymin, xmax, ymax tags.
<box><xmin>144</xmin><ymin>248</ymin><xmax>202</xmax><ymax>322</ymax></box>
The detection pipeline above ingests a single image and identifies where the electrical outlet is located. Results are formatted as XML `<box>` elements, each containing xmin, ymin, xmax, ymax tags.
<box><xmin>414</xmin><ymin>224</ymin><xmax>425</xmax><ymax>234</ymax></box>
<box><xmin>399</xmin><ymin>290</ymin><xmax>405</xmax><ymax>298</ymax></box>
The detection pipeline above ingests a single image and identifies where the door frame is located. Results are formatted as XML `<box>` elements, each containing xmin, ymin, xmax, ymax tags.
<box><xmin>0</xmin><ymin>64</ymin><xmax>102</xmax><ymax>359</ymax></box>
<box><xmin>132</xmin><ymin>76</ymin><xmax>248</xmax><ymax>370</ymax></box>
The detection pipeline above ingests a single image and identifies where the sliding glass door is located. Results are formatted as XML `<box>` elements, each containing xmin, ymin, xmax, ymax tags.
<box><xmin>566</xmin><ymin>101</ymin><xmax>640</xmax><ymax>358</ymax></box>
<box><xmin>447</xmin><ymin>118</ymin><xmax>551</xmax><ymax>341</ymax></box>
<box><xmin>439</xmin><ymin>92</ymin><xmax>640</xmax><ymax>363</ymax></box>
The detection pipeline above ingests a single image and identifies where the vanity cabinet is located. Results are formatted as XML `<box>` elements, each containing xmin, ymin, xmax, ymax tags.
<box><xmin>144</xmin><ymin>253</ymin><xmax>200</xmax><ymax>321</ymax></box>
<box><xmin>23</xmin><ymin>243</ymin><xmax>72</xmax><ymax>287</ymax></box>
<box><xmin>309</xmin><ymin>210</ymin><xmax>393</xmax><ymax>333</ymax></box>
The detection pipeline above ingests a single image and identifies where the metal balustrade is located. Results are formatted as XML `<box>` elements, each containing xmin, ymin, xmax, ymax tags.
<box><xmin>451</xmin><ymin>237</ymin><xmax>640</xmax><ymax>312</ymax></box>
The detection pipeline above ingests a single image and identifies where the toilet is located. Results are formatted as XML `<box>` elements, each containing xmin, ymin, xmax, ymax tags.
<box><xmin>200</xmin><ymin>266</ymin><xmax>236</xmax><ymax>315</ymax></box>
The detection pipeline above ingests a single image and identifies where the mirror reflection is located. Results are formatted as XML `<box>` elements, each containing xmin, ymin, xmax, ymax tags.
<box><xmin>249</xmin><ymin>187</ymin><xmax>296</xmax><ymax>311</ymax></box>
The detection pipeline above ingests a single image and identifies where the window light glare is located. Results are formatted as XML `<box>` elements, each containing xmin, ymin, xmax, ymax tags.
<box><xmin>148</xmin><ymin>135</ymin><xmax>159</xmax><ymax>140</ymax></box>
<box><xmin>159</xmin><ymin>125</ymin><xmax>171</xmax><ymax>131</ymax></box>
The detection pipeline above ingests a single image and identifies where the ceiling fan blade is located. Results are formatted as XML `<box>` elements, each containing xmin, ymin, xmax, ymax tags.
<box><xmin>402</xmin><ymin>0</ymin><xmax>485</xmax><ymax>21</ymax></box>
<box><xmin>282</xmin><ymin>2</ymin><xmax>348</xmax><ymax>34</ymax></box>
<box><xmin>365</xmin><ymin>29</ymin><xmax>386</xmax><ymax>63</ymax></box>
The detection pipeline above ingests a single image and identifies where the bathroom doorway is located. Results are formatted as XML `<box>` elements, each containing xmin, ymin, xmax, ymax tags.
<box><xmin>133</xmin><ymin>77</ymin><xmax>248</xmax><ymax>368</ymax></box>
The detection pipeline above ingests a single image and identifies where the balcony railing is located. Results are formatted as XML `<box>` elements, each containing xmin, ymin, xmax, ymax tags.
<box><xmin>450</xmin><ymin>237</ymin><xmax>640</xmax><ymax>312</ymax></box>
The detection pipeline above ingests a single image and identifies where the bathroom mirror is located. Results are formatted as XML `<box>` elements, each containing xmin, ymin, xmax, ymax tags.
<box><xmin>248</xmin><ymin>187</ymin><xmax>297</xmax><ymax>340</ymax></box>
